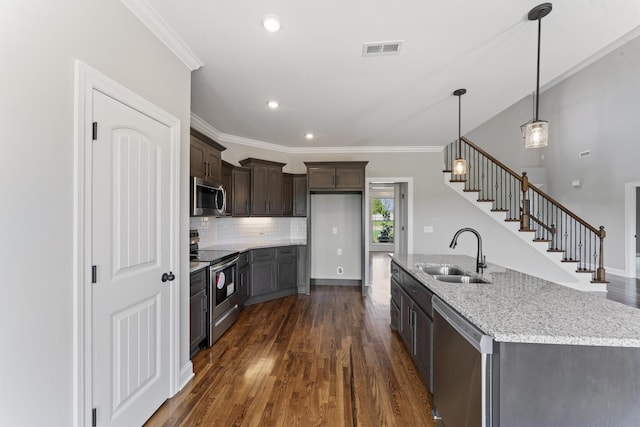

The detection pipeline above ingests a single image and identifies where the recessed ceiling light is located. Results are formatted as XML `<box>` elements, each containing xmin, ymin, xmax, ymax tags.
<box><xmin>261</xmin><ymin>14</ymin><xmax>281</xmax><ymax>32</ymax></box>
<box><xmin>267</xmin><ymin>100</ymin><xmax>279</xmax><ymax>109</ymax></box>
<box><xmin>305</xmin><ymin>132</ymin><xmax>314</xmax><ymax>140</ymax></box>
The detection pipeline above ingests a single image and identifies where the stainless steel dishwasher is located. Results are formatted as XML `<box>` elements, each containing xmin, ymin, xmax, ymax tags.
<box><xmin>432</xmin><ymin>296</ymin><xmax>494</xmax><ymax>427</ymax></box>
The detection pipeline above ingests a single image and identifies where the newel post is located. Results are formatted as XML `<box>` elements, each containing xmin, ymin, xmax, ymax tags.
<box><xmin>596</xmin><ymin>226</ymin><xmax>606</xmax><ymax>282</ymax></box>
<box><xmin>520</xmin><ymin>172</ymin><xmax>530</xmax><ymax>231</ymax></box>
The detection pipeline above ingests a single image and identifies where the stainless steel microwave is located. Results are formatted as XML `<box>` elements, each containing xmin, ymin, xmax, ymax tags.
<box><xmin>190</xmin><ymin>176</ymin><xmax>226</xmax><ymax>217</ymax></box>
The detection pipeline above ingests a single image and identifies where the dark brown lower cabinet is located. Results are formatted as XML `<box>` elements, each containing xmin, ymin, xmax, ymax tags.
<box><xmin>250</xmin><ymin>261</ymin><xmax>275</xmax><ymax>297</ymax></box>
<box><xmin>276</xmin><ymin>257</ymin><xmax>296</xmax><ymax>291</ymax></box>
<box><xmin>246</xmin><ymin>246</ymin><xmax>300</xmax><ymax>303</ymax></box>
<box><xmin>238</xmin><ymin>264</ymin><xmax>249</xmax><ymax>308</ymax></box>
<box><xmin>190</xmin><ymin>269</ymin><xmax>208</xmax><ymax>356</ymax></box>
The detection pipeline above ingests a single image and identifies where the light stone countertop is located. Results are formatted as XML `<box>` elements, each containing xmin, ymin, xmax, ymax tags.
<box><xmin>391</xmin><ymin>254</ymin><xmax>640</xmax><ymax>348</ymax></box>
<box><xmin>201</xmin><ymin>239</ymin><xmax>306</xmax><ymax>253</ymax></box>
<box><xmin>189</xmin><ymin>261</ymin><xmax>211</xmax><ymax>274</ymax></box>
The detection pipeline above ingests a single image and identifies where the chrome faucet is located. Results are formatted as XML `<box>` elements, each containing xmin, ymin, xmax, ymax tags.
<box><xmin>449</xmin><ymin>228</ymin><xmax>487</xmax><ymax>273</ymax></box>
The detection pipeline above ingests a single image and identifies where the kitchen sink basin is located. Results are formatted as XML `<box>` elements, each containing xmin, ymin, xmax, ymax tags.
<box><xmin>419</xmin><ymin>265</ymin><xmax>467</xmax><ymax>276</ymax></box>
<box><xmin>432</xmin><ymin>275</ymin><xmax>491</xmax><ymax>284</ymax></box>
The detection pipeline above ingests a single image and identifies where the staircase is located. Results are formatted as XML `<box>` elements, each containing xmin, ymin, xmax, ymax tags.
<box><xmin>444</xmin><ymin>136</ymin><xmax>607</xmax><ymax>292</ymax></box>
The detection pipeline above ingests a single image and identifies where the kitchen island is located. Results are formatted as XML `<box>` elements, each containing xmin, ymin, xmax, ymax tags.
<box><xmin>391</xmin><ymin>254</ymin><xmax>640</xmax><ymax>427</ymax></box>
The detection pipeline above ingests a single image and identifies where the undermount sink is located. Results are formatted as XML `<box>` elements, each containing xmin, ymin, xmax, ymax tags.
<box><xmin>419</xmin><ymin>265</ymin><xmax>467</xmax><ymax>276</ymax></box>
<box><xmin>432</xmin><ymin>275</ymin><xmax>491</xmax><ymax>284</ymax></box>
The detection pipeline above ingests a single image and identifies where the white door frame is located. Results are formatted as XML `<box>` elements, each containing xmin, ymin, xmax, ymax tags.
<box><xmin>364</xmin><ymin>177</ymin><xmax>413</xmax><ymax>285</ymax></box>
<box><xmin>72</xmin><ymin>61</ymin><xmax>182</xmax><ymax>427</ymax></box>
<box><xmin>624</xmin><ymin>182</ymin><xmax>640</xmax><ymax>277</ymax></box>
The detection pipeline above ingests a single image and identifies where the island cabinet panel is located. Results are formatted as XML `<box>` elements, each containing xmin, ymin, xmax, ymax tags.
<box><xmin>305</xmin><ymin>161</ymin><xmax>368</xmax><ymax>191</ymax></box>
<box><xmin>293</xmin><ymin>174</ymin><xmax>307</xmax><ymax>217</ymax></box>
<box><xmin>391</xmin><ymin>261</ymin><xmax>434</xmax><ymax>391</ymax></box>
<box><xmin>412</xmin><ymin>305</ymin><xmax>432</xmax><ymax>387</ymax></box>
<box><xmin>240</xmin><ymin>158</ymin><xmax>285</xmax><ymax>216</ymax></box>
<box><xmin>398</xmin><ymin>285</ymin><xmax>413</xmax><ymax>351</ymax></box>
<box><xmin>190</xmin><ymin>128</ymin><xmax>226</xmax><ymax>184</ymax></box>
<box><xmin>232</xmin><ymin>167</ymin><xmax>251</xmax><ymax>216</ymax></box>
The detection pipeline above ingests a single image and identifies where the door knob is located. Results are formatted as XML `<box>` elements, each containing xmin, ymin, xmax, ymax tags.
<box><xmin>161</xmin><ymin>271</ymin><xmax>175</xmax><ymax>282</ymax></box>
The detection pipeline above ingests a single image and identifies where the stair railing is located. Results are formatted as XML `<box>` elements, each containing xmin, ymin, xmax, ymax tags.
<box><xmin>444</xmin><ymin>136</ymin><xmax>606</xmax><ymax>283</ymax></box>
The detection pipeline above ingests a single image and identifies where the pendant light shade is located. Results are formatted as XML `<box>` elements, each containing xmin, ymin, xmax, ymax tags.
<box><xmin>453</xmin><ymin>88</ymin><xmax>467</xmax><ymax>175</ymax></box>
<box><xmin>523</xmin><ymin>120</ymin><xmax>548</xmax><ymax>148</ymax></box>
<box><xmin>523</xmin><ymin>3</ymin><xmax>552</xmax><ymax>149</ymax></box>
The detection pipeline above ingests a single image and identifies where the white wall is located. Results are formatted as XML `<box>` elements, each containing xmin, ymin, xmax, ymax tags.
<box><xmin>466</xmin><ymin>34</ymin><xmax>640</xmax><ymax>273</ymax></box>
<box><xmin>310</xmin><ymin>194</ymin><xmax>362</xmax><ymax>280</ymax></box>
<box><xmin>0</xmin><ymin>2</ymin><xmax>191</xmax><ymax>425</ymax></box>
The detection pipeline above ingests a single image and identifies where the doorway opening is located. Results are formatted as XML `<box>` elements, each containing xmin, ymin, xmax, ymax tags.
<box><xmin>364</xmin><ymin>178</ymin><xmax>412</xmax><ymax>287</ymax></box>
<box><xmin>624</xmin><ymin>182</ymin><xmax>640</xmax><ymax>278</ymax></box>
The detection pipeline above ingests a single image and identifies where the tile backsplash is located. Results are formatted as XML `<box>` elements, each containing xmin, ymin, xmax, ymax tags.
<box><xmin>190</xmin><ymin>216</ymin><xmax>307</xmax><ymax>248</ymax></box>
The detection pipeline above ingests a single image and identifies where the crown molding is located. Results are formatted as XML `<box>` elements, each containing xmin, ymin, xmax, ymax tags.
<box><xmin>120</xmin><ymin>0</ymin><xmax>204</xmax><ymax>71</ymax></box>
<box><xmin>190</xmin><ymin>113</ymin><xmax>443</xmax><ymax>154</ymax></box>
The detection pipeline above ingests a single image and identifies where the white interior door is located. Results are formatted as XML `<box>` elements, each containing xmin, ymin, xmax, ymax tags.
<box><xmin>91</xmin><ymin>90</ymin><xmax>172</xmax><ymax>426</ymax></box>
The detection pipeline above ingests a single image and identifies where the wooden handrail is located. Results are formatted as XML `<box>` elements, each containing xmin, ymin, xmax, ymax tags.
<box><xmin>460</xmin><ymin>136</ymin><xmax>522</xmax><ymax>180</ymax></box>
<box><xmin>449</xmin><ymin>136</ymin><xmax>607</xmax><ymax>282</ymax></box>
<box><xmin>527</xmin><ymin>183</ymin><xmax>600</xmax><ymax>235</ymax></box>
<box><xmin>460</xmin><ymin>136</ymin><xmax>601</xmax><ymax>236</ymax></box>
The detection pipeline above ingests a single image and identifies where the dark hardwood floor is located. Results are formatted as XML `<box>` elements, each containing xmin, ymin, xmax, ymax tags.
<box><xmin>146</xmin><ymin>253</ymin><xmax>434</xmax><ymax>426</ymax></box>
<box><xmin>606</xmin><ymin>274</ymin><xmax>640</xmax><ymax>308</ymax></box>
<box><xmin>146</xmin><ymin>254</ymin><xmax>640</xmax><ymax>427</ymax></box>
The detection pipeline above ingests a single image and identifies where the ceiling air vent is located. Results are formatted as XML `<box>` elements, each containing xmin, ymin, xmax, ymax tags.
<box><xmin>362</xmin><ymin>41</ymin><xmax>403</xmax><ymax>57</ymax></box>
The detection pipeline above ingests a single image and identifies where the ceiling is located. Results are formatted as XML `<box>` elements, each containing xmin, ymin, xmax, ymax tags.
<box><xmin>143</xmin><ymin>0</ymin><xmax>640</xmax><ymax>149</ymax></box>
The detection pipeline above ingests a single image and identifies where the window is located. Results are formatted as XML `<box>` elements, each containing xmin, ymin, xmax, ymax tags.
<box><xmin>372</xmin><ymin>197</ymin><xmax>394</xmax><ymax>243</ymax></box>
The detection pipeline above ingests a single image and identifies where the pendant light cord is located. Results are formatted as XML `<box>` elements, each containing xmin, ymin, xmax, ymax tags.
<box><xmin>458</xmin><ymin>93</ymin><xmax>462</xmax><ymax>158</ymax></box>
<box><xmin>535</xmin><ymin>17</ymin><xmax>541</xmax><ymax>121</ymax></box>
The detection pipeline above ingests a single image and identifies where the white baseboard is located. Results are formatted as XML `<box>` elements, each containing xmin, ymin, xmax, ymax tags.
<box><xmin>606</xmin><ymin>266</ymin><xmax>628</xmax><ymax>277</ymax></box>
<box><xmin>179</xmin><ymin>361</ymin><xmax>194</xmax><ymax>391</ymax></box>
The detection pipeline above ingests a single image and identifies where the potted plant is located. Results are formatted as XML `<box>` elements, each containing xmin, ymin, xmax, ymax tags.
<box><xmin>378</xmin><ymin>211</ymin><xmax>393</xmax><ymax>243</ymax></box>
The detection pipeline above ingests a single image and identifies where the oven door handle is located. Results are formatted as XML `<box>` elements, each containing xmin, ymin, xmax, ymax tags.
<box><xmin>210</xmin><ymin>256</ymin><xmax>239</xmax><ymax>272</ymax></box>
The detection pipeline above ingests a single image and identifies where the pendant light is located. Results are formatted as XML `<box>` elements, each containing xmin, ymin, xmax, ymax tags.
<box><xmin>522</xmin><ymin>2</ymin><xmax>552</xmax><ymax>148</ymax></box>
<box><xmin>453</xmin><ymin>88</ymin><xmax>467</xmax><ymax>175</ymax></box>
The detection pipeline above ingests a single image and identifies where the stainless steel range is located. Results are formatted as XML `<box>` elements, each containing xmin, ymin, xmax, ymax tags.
<box><xmin>190</xmin><ymin>230</ymin><xmax>240</xmax><ymax>345</ymax></box>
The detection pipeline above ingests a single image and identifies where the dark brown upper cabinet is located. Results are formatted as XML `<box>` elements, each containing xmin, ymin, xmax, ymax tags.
<box><xmin>221</xmin><ymin>160</ymin><xmax>233</xmax><ymax>216</ymax></box>
<box><xmin>190</xmin><ymin>128</ymin><xmax>226</xmax><ymax>184</ymax></box>
<box><xmin>305</xmin><ymin>161</ymin><xmax>368</xmax><ymax>191</ymax></box>
<box><xmin>283</xmin><ymin>173</ymin><xmax>294</xmax><ymax>216</ymax></box>
<box><xmin>239</xmin><ymin>158</ymin><xmax>286</xmax><ymax>216</ymax></box>
<box><xmin>232</xmin><ymin>167</ymin><xmax>251</xmax><ymax>216</ymax></box>
<box><xmin>293</xmin><ymin>175</ymin><xmax>307</xmax><ymax>217</ymax></box>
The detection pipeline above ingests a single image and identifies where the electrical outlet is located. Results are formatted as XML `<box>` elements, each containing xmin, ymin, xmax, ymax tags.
<box><xmin>332</xmin><ymin>227</ymin><xmax>338</xmax><ymax>234</ymax></box>
<box><xmin>337</xmin><ymin>248</ymin><xmax>342</xmax><ymax>255</ymax></box>
<box><xmin>424</xmin><ymin>226</ymin><xmax>433</xmax><ymax>233</ymax></box>
<box><xmin>337</xmin><ymin>266</ymin><xmax>344</xmax><ymax>275</ymax></box>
